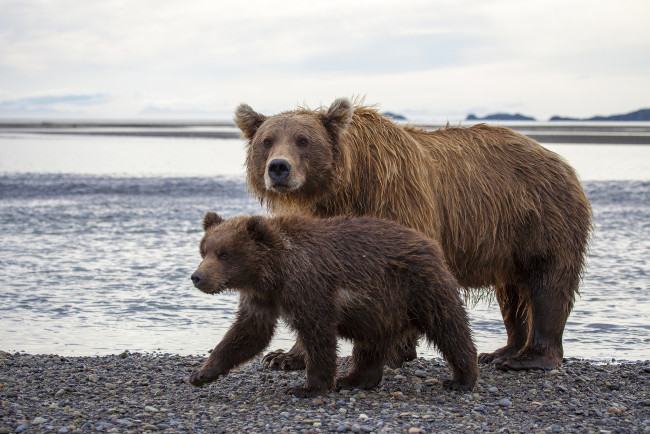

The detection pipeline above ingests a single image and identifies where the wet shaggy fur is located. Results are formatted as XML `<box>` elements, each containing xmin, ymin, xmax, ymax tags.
<box><xmin>235</xmin><ymin>98</ymin><xmax>593</xmax><ymax>371</ymax></box>
<box><xmin>189</xmin><ymin>212</ymin><xmax>478</xmax><ymax>397</ymax></box>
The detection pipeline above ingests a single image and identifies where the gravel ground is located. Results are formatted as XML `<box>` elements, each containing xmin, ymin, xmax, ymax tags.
<box><xmin>1</xmin><ymin>351</ymin><xmax>648</xmax><ymax>433</ymax></box>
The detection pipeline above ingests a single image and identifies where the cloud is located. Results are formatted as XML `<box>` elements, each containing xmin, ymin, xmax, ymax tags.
<box><xmin>0</xmin><ymin>0</ymin><xmax>491</xmax><ymax>74</ymax></box>
<box><xmin>0</xmin><ymin>93</ymin><xmax>111</xmax><ymax>116</ymax></box>
<box><xmin>0</xmin><ymin>94</ymin><xmax>110</xmax><ymax>107</ymax></box>
<box><xmin>0</xmin><ymin>0</ymin><xmax>649</xmax><ymax>119</ymax></box>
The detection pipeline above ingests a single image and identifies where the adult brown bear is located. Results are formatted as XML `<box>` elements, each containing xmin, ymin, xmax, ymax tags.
<box><xmin>235</xmin><ymin>98</ymin><xmax>592</xmax><ymax>371</ymax></box>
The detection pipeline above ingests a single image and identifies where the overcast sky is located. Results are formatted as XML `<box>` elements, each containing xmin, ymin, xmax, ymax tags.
<box><xmin>1</xmin><ymin>0</ymin><xmax>649</xmax><ymax>121</ymax></box>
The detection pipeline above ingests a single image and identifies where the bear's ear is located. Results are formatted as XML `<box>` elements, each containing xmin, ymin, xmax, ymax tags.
<box><xmin>203</xmin><ymin>212</ymin><xmax>224</xmax><ymax>231</ymax></box>
<box><xmin>234</xmin><ymin>103</ymin><xmax>267</xmax><ymax>140</ymax></box>
<box><xmin>245</xmin><ymin>215</ymin><xmax>281</xmax><ymax>248</ymax></box>
<box><xmin>324</xmin><ymin>97</ymin><xmax>353</xmax><ymax>140</ymax></box>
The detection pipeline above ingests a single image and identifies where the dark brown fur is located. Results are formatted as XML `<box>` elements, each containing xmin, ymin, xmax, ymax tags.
<box><xmin>235</xmin><ymin>98</ymin><xmax>593</xmax><ymax>371</ymax></box>
<box><xmin>189</xmin><ymin>213</ymin><xmax>478</xmax><ymax>397</ymax></box>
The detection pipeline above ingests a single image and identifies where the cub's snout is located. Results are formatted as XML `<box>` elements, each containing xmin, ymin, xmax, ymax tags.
<box><xmin>191</xmin><ymin>271</ymin><xmax>205</xmax><ymax>288</ymax></box>
<box><xmin>190</xmin><ymin>268</ymin><xmax>223</xmax><ymax>294</ymax></box>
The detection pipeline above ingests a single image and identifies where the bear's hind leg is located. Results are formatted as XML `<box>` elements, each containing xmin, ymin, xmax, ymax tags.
<box><xmin>336</xmin><ymin>343</ymin><xmax>385</xmax><ymax>391</ymax></box>
<box><xmin>495</xmin><ymin>266</ymin><xmax>578</xmax><ymax>371</ymax></box>
<box><xmin>478</xmin><ymin>284</ymin><xmax>529</xmax><ymax>365</ymax></box>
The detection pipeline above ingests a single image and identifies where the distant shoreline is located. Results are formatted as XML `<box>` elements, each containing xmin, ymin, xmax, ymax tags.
<box><xmin>2</xmin><ymin>121</ymin><xmax>650</xmax><ymax>144</ymax></box>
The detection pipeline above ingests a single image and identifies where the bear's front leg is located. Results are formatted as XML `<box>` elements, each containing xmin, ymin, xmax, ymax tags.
<box><xmin>190</xmin><ymin>296</ymin><xmax>277</xmax><ymax>387</ymax></box>
<box><xmin>284</xmin><ymin>327</ymin><xmax>337</xmax><ymax>397</ymax></box>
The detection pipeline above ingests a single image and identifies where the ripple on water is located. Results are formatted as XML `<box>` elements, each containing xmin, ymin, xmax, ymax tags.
<box><xmin>0</xmin><ymin>175</ymin><xmax>648</xmax><ymax>359</ymax></box>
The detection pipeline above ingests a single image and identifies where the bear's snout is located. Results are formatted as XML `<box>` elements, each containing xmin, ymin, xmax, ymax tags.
<box><xmin>191</xmin><ymin>271</ymin><xmax>205</xmax><ymax>288</ymax></box>
<box><xmin>268</xmin><ymin>159</ymin><xmax>291</xmax><ymax>181</ymax></box>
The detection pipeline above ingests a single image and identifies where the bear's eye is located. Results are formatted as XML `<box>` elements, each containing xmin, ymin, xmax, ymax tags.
<box><xmin>262</xmin><ymin>138</ymin><xmax>272</xmax><ymax>148</ymax></box>
<box><xmin>218</xmin><ymin>252</ymin><xmax>230</xmax><ymax>260</ymax></box>
<box><xmin>297</xmin><ymin>137</ymin><xmax>308</xmax><ymax>147</ymax></box>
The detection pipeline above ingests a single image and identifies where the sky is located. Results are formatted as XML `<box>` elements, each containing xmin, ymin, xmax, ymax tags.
<box><xmin>1</xmin><ymin>0</ymin><xmax>649</xmax><ymax>122</ymax></box>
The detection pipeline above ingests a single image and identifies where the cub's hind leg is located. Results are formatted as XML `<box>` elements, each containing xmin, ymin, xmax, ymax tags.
<box><xmin>336</xmin><ymin>342</ymin><xmax>385</xmax><ymax>391</ymax></box>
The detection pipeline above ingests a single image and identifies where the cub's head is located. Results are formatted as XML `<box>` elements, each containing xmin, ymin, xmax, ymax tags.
<box><xmin>191</xmin><ymin>212</ymin><xmax>283</xmax><ymax>295</ymax></box>
<box><xmin>235</xmin><ymin>98</ymin><xmax>354</xmax><ymax>204</ymax></box>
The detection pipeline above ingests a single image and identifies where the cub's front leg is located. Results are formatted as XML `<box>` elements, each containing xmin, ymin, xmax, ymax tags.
<box><xmin>190</xmin><ymin>296</ymin><xmax>278</xmax><ymax>387</ymax></box>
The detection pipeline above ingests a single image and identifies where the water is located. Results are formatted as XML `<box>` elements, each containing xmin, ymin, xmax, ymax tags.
<box><xmin>1</xmin><ymin>130</ymin><xmax>649</xmax><ymax>361</ymax></box>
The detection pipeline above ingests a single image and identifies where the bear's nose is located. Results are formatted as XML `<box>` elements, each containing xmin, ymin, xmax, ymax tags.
<box><xmin>191</xmin><ymin>271</ymin><xmax>204</xmax><ymax>287</ymax></box>
<box><xmin>268</xmin><ymin>159</ymin><xmax>291</xmax><ymax>181</ymax></box>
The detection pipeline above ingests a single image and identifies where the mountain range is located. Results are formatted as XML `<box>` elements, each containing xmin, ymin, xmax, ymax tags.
<box><xmin>466</xmin><ymin>108</ymin><xmax>650</xmax><ymax>122</ymax></box>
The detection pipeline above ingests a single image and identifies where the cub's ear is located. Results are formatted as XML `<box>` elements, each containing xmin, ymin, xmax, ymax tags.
<box><xmin>324</xmin><ymin>97</ymin><xmax>353</xmax><ymax>140</ymax></box>
<box><xmin>245</xmin><ymin>215</ymin><xmax>281</xmax><ymax>248</ymax></box>
<box><xmin>234</xmin><ymin>103</ymin><xmax>267</xmax><ymax>140</ymax></box>
<box><xmin>203</xmin><ymin>212</ymin><xmax>224</xmax><ymax>231</ymax></box>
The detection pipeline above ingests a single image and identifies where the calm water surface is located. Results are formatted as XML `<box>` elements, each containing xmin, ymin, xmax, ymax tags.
<box><xmin>0</xmin><ymin>132</ymin><xmax>649</xmax><ymax>360</ymax></box>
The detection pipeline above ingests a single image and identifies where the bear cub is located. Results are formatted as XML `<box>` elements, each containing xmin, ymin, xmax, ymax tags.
<box><xmin>189</xmin><ymin>212</ymin><xmax>478</xmax><ymax>397</ymax></box>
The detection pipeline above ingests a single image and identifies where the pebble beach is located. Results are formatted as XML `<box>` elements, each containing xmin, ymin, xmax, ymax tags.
<box><xmin>1</xmin><ymin>351</ymin><xmax>649</xmax><ymax>433</ymax></box>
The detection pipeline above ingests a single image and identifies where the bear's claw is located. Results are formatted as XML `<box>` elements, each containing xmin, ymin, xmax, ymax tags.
<box><xmin>261</xmin><ymin>350</ymin><xmax>306</xmax><ymax>371</ymax></box>
<box><xmin>188</xmin><ymin>368</ymin><xmax>220</xmax><ymax>387</ymax></box>
<box><xmin>480</xmin><ymin>346</ymin><xmax>561</xmax><ymax>371</ymax></box>
<box><xmin>189</xmin><ymin>371</ymin><xmax>207</xmax><ymax>387</ymax></box>
<box><xmin>494</xmin><ymin>353</ymin><xmax>560</xmax><ymax>371</ymax></box>
<box><xmin>478</xmin><ymin>344</ymin><xmax>522</xmax><ymax>365</ymax></box>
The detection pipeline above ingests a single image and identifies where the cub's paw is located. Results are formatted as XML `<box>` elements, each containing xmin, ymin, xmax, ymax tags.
<box><xmin>335</xmin><ymin>374</ymin><xmax>382</xmax><ymax>391</ymax></box>
<box><xmin>442</xmin><ymin>379</ymin><xmax>475</xmax><ymax>392</ymax></box>
<box><xmin>261</xmin><ymin>350</ymin><xmax>306</xmax><ymax>371</ymax></box>
<box><xmin>189</xmin><ymin>368</ymin><xmax>219</xmax><ymax>387</ymax></box>
<box><xmin>284</xmin><ymin>385</ymin><xmax>324</xmax><ymax>398</ymax></box>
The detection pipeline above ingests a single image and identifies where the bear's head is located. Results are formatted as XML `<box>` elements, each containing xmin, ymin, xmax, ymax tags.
<box><xmin>235</xmin><ymin>98</ymin><xmax>354</xmax><ymax>203</ymax></box>
<box><xmin>191</xmin><ymin>212</ymin><xmax>283</xmax><ymax>295</ymax></box>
